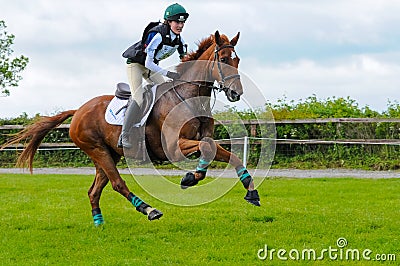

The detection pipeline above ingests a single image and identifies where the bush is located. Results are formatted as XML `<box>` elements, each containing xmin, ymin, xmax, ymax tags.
<box><xmin>2</xmin><ymin>95</ymin><xmax>400</xmax><ymax>170</ymax></box>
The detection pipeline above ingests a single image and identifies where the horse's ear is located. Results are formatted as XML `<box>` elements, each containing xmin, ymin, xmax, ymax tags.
<box><xmin>215</xmin><ymin>30</ymin><xmax>222</xmax><ymax>46</ymax></box>
<box><xmin>230</xmin><ymin>32</ymin><xmax>240</xmax><ymax>46</ymax></box>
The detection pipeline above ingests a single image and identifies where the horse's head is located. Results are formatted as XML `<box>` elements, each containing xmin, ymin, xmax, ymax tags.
<box><xmin>210</xmin><ymin>31</ymin><xmax>242</xmax><ymax>102</ymax></box>
<box><xmin>177</xmin><ymin>31</ymin><xmax>243</xmax><ymax>102</ymax></box>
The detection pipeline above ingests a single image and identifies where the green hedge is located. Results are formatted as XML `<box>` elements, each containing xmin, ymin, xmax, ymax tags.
<box><xmin>1</xmin><ymin>96</ymin><xmax>400</xmax><ymax>170</ymax></box>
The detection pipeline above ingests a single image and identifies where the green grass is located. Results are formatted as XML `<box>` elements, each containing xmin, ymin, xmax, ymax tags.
<box><xmin>0</xmin><ymin>173</ymin><xmax>399</xmax><ymax>265</ymax></box>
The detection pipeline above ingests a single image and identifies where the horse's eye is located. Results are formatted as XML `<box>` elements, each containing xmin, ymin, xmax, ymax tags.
<box><xmin>220</xmin><ymin>57</ymin><xmax>228</xmax><ymax>63</ymax></box>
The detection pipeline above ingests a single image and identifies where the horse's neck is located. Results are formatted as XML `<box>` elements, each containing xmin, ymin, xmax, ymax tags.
<box><xmin>172</xmin><ymin>82</ymin><xmax>211</xmax><ymax>103</ymax></box>
<box><xmin>177</xmin><ymin>60</ymin><xmax>214</xmax><ymax>98</ymax></box>
<box><xmin>175</xmin><ymin>45</ymin><xmax>216</xmax><ymax>98</ymax></box>
<box><xmin>181</xmin><ymin>61</ymin><xmax>211</xmax><ymax>82</ymax></box>
<box><xmin>180</xmin><ymin>43</ymin><xmax>215</xmax><ymax>81</ymax></box>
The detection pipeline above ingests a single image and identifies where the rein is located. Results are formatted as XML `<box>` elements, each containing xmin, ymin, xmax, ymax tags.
<box><xmin>171</xmin><ymin>80</ymin><xmax>219</xmax><ymax>115</ymax></box>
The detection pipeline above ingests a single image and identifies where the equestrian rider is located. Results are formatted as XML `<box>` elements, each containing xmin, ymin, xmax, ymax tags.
<box><xmin>119</xmin><ymin>3</ymin><xmax>189</xmax><ymax>149</ymax></box>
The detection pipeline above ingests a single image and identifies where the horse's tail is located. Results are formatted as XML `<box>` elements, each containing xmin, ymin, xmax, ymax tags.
<box><xmin>0</xmin><ymin>110</ymin><xmax>76</xmax><ymax>173</ymax></box>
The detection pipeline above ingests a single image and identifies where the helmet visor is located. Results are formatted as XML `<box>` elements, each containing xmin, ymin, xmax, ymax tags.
<box><xmin>167</xmin><ymin>13</ymin><xmax>189</xmax><ymax>22</ymax></box>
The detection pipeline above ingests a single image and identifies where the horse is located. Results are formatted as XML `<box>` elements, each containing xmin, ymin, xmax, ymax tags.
<box><xmin>1</xmin><ymin>31</ymin><xmax>261</xmax><ymax>226</ymax></box>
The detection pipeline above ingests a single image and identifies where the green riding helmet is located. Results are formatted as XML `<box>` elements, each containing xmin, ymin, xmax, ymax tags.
<box><xmin>164</xmin><ymin>3</ymin><xmax>189</xmax><ymax>22</ymax></box>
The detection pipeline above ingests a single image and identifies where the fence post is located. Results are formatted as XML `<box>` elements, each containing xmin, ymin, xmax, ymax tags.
<box><xmin>243</xmin><ymin>136</ymin><xmax>248</xmax><ymax>167</ymax></box>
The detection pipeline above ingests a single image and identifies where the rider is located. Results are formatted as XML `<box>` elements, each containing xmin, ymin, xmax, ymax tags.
<box><xmin>119</xmin><ymin>3</ymin><xmax>189</xmax><ymax>149</ymax></box>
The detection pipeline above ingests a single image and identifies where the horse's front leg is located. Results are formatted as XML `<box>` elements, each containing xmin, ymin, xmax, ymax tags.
<box><xmin>213</xmin><ymin>143</ymin><xmax>260</xmax><ymax>206</ymax></box>
<box><xmin>179</xmin><ymin>137</ymin><xmax>216</xmax><ymax>188</ymax></box>
<box><xmin>178</xmin><ymin>138</ymin><xmax>260</xmax><ymax>206</ymax></box>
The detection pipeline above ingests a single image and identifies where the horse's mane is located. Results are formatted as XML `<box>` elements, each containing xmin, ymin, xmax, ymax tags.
<box><xmin>182</xmin><ymin>35</ymin><xmax>215</xmax><ymax>62</ymax></box>
<box><xmin>176</xmin><ymin>34</ymin><xmax>215</xmax><ymax>74</ymax></box>
<box><xmin>176</xmin><ymin>33</ymin><xmax>231</xmax><ymax>75</ymax></box>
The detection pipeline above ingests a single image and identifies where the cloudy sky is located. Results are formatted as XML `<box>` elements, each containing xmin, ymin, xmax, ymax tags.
<box><xmin>1</xmin><ymin>0</ymin><xmax>400</xmax><ymax>118</ymax></box>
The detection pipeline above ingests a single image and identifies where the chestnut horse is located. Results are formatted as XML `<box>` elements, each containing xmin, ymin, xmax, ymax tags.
<box><xmin>1</xmin><ymin>31</ymin><xmax>260</xmax><ymax>226</ymax></box>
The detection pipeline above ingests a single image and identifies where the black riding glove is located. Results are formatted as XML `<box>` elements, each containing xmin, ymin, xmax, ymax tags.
<box><xmin>166</xmin><ymin>71</ymin><xmax>181</xmax><ymax>80</ymax></box>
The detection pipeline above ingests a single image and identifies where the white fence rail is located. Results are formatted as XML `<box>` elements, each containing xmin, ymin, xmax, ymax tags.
<box><xmin>2</xmin><ymin>118</ymin><xmax>400</xmax><ymax>166</ymax></box>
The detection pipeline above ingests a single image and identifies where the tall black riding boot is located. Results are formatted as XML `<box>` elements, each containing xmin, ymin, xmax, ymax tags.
<box><xmin>118</xmin><ymin>101</ymin><xmax>141</xmax><ymax>149</ymax></box>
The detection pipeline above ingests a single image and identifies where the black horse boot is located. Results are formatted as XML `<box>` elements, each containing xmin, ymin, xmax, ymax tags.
<box><xmin>118</xmin><ymin>100</ymin><xmax>141</xmax><ymax>149</ymax></box>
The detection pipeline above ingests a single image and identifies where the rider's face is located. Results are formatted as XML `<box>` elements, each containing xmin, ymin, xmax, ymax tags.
<box><xmin>169</xmin><ymin>20</ymin><xmax>185</xmax><ymax>34</ymax></box>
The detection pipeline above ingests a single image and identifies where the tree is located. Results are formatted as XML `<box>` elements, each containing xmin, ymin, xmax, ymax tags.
<box><xmin>0</xmin><ymin>20</ymin><xmax>29</xmax><ymax>96</ymax></box>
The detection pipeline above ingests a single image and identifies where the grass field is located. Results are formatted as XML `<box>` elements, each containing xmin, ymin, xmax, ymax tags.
<box><xmin>0</xmin><ymin>173</ymin><xmax>399</xmax><ymax>265</ymax></box>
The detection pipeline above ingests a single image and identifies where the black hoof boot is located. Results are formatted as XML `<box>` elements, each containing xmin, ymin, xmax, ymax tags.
<box><xmin>244</xmin><ymin>190</ymin><xmax>261</xmax><ymax>206</ymax></box>
<box><xmin>180</xmin><ymin>172</ymin><xmax>199</xmax><ymax>189</ymax></box>
<box><xmin>148</xmin><ymin>209</ymin><xmax>163</xmax><ymax>221</ymax></box>
<box><xmin>136</xmin><ymin>203</ymin><xmax>163</xmax><ymax>221</ymax></box>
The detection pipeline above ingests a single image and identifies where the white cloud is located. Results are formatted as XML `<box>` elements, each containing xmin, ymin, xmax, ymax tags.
<box><xmin>243</xmin><ymin>52</ymin><xmax>400</xmax><ymax>111</ymax></box>
<box><xmin>1</xmin><ymin>0</ymin><xmax>400</xmax><ymax>118</ymax></box>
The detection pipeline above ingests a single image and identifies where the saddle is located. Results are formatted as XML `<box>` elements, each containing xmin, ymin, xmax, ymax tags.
<box><xmin>106</xmin><ymin>83</ymin><xmax>158</xmax><ymax>161</ymax></box>
<box><xmin>105</xmin><ymin>82</ymin><xmax>157</xmax><ymax>127</ymax></box>
<box><xmin>115</xmin><ymin>82</ymin><xmax>131</xmax><ymax>100</ymax></box>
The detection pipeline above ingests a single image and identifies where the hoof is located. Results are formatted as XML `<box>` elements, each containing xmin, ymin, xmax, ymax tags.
<box><xmin>180</xmin><ymin>172</ymin><xmax>198</xmax><ymax>189</ymax></box>
<box><xmin>148</xmin><ymin>209</ymin><xmax>163</xmax><ymax>221</ymax></box>
<box><xmin>244</xmin><ymin>190</ymin><xmax>261</xmax><ymax>207</ymax></box>
<box><xmin>94</xmin><ymin>219</ymin><xmax>105</xmax><ymax>227</ymax></box>
<box><xmin>246</xmin><ymin>199</ymin><xmax>261</xmax><ymax>207</ymax></box>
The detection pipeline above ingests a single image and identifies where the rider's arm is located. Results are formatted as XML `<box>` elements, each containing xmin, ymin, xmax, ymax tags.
<box><xmin>144</xmin><ymin>33</ymin><xmax>168</xmax><ymax>76</ymax></box>
<box><xmin>179</xmin><ymin>36</ymin><xmax>188</xmax><ymax>58</ymax></box>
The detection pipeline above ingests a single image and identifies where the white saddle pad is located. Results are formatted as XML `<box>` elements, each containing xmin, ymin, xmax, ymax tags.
<box><xmin>105</xmin><ymin>84</ymin><xmax>158</xmax><ymax>126</ymax></box>
<box><xmin>105</xmin><ymin>97</ymin><xmax>128</xmax><ymax>125</ymax></box>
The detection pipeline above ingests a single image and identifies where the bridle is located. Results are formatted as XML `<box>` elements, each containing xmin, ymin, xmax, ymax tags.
<box><xmin>211</xmin><ymin>44</ymin><xmax>241</xmax><ymax>91</ymax></box>
<box><xmin>171</xmin><ymin>43</ymin><xmax>242</xmax><ymax>113</ymax></box>
<box><xmin>174</xmin><ymin>43</ymin><xmax>241</xmax><ymax>91</ymax></box>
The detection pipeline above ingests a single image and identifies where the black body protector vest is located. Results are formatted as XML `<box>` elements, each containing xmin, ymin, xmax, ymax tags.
<box><xmin>122</xmin><ymin>22</ymin><xmax>186</xmax><ymax>65</ymax></box>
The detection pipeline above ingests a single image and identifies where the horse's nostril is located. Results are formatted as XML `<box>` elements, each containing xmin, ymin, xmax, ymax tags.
<box><xmin>226</xmin><ymin>90</ymin><xmax>240</xmax><ymax>102</ymax></box>
<box><xmin>231</xmin><ymin>91</ymin><xmax>239</xmax><ymax>100</ymax></box>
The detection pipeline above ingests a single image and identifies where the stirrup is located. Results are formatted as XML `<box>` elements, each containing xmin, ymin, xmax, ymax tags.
<box><xmin>117</xmin><ymin>132</ymin><xmax>132</xmax><ymax>149</ymax></box>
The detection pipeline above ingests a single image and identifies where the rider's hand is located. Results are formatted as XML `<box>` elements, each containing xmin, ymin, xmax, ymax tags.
<box><xmin>166</xmin><ymin>71</ymin><xmax>181</xmax><ymax>80</ymax></box>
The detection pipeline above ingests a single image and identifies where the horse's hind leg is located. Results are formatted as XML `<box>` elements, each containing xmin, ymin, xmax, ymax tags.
<box><xmin>88</xmin><ymin>166</ymin><xmax>109</xmax><ymax>226</ymax></box>
<box><xmin>88</xmin><ymin>147</ymin><xmax>163</xmax><ymax>222</ymax></box>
